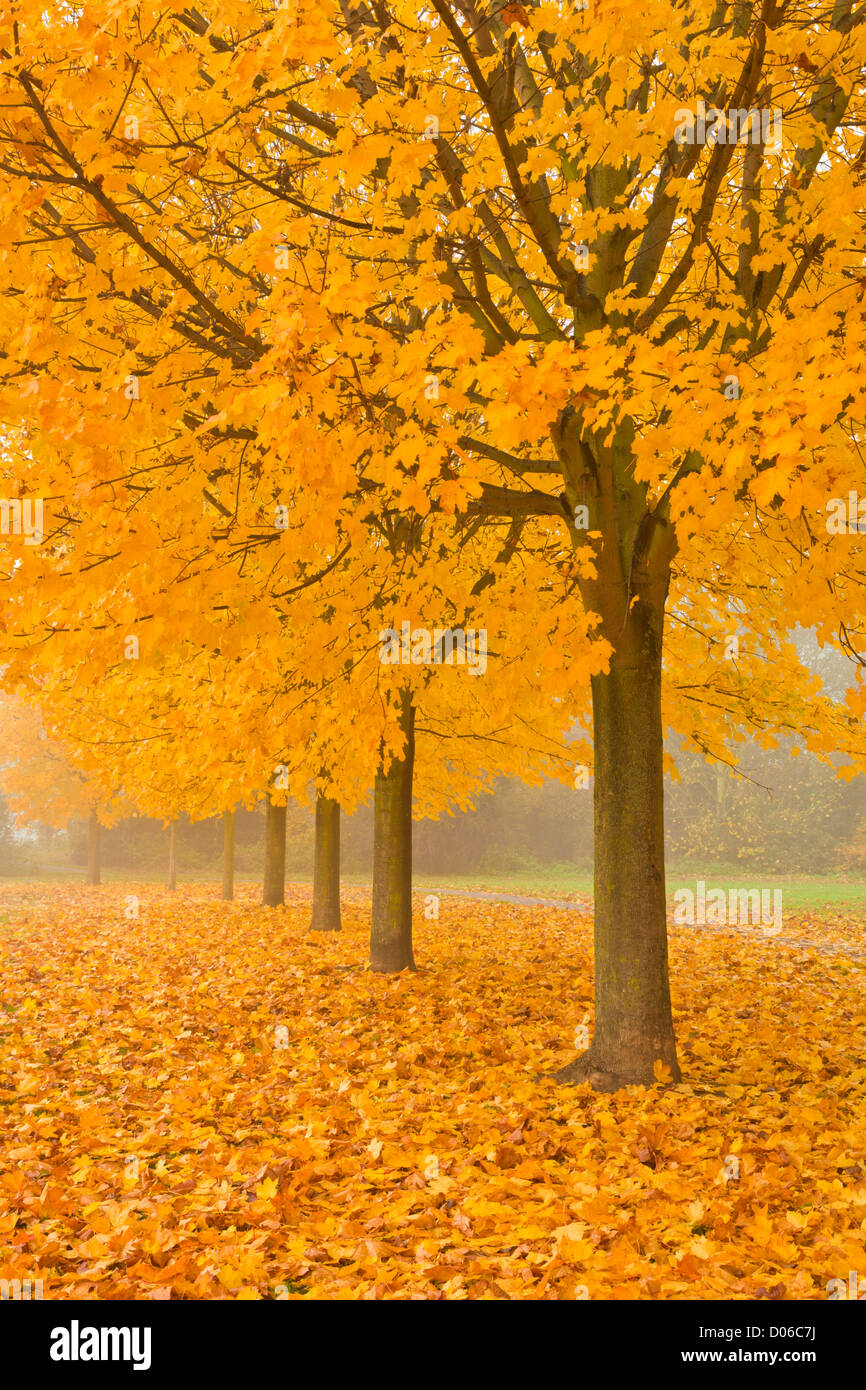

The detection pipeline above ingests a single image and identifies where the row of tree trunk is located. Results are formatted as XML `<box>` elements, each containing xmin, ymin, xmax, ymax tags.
<box><xmin>259</xmin><ymin>690</ymin><xmax>416</xmax><ymax>969</ymax></box>
<box><xmin>85</xmin><ymin>689</ymin><xmax>418</xmax><ymax>973</ymax></box>
<box><xmin>81</xmin><ymin>658</ymin><xmax>678</xmax><ymax>1085</ymax></box>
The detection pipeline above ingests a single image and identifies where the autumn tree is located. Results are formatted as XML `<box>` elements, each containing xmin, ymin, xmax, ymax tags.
<box><xmin>3</xmin><ymin>0</ymin><xmax>866</xmax><ymax>1088</ymax></box>
<box><xmin>169</xmin><ymin>0</ymin><xmax>865</xmax><ymax>1085</ymax></box>
<box><xmin>0</xmin><ymin>495</ymin><xmax>584</xmax><ymax>960</ymax></box>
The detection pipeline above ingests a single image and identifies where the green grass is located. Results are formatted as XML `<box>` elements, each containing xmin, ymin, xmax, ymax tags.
<box><xmin>3</xmin><ymin>863</ymin><xmax>866</xmax><ymax>910</ymax></box>
<box><xmin>663</xmin><ymin>871</ymin><xmax>866</xmax><ymax>910</ymax></box>
<box><xmin>0</xmin><ymin>865</ymin><xmax>268</xmax><ymax>885</ymax></box>
<box><xmin>409</xmin><ymin>867</ymin><xmax>594</xmax><ymax>897</ymax></box>
<box><xmin>414</xmin><ymin>866</ymin><xmax>866</xmax><ymax>910</ymax></box>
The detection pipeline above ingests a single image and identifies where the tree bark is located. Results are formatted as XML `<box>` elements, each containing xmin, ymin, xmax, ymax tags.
<box><xmin>262</xmin><ymin>798</ymin><xmax>287</xmax><ymax>906</ymax></box>
<box><xmin>87</xmin><ymin>810</ymin><xmax>101</xmax><ymax>886</ymax></box>
<box><xmin>222</xmin><ymin>808</ymin><xmax>235</xmax><ymax>901</ymax></box>
<box><xmin>311</xmin><ymin>794</ymin><xmax>341</xmax><ymax>931</ymax></box>
<box><xmin>370</xmin><ymin>690</ymin><xmax>416</xmax><ymax>972</ymax></box>
<box><xmin>168</xmin><ymin>820</ymin><xmax>177</xmax><ymax>892</ymax></box>
<box><xmin>548</xmin><ymin>419</ymin><xmax>682</xmax><ymax>1091</ymax></box>
<box><xmin>556</xmin><ymin>608</ymin><xmax>680</xmax><ymax>1090</ymax></box>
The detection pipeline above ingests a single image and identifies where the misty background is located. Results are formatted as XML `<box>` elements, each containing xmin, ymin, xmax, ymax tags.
<box><xmin>1</xmin><ymin>734</ymin><xmax>864</xmax><ymax>881</ymax></box>
<box><xmin>3</xmin><ymin>632</ymin><xmax>864</xmax><ymax>882</ymax></box>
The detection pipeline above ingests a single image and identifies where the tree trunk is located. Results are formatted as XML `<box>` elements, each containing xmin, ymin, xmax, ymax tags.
<box><xmin>168</xmin><ymin>820</ymin><xmax>177</xmax><ymax>892</ymax></box>
<box><xmin>262</xmin><ymin>798</ymin><xmax>287</xmax><ymax>907</ymax></box>
<box><xmin>370</xmin><ymin>690</ymin><xmax>416</xmax><ymax>972</ymax></box>
<box><xmin>222</xmin><ymin>808</ymin><xmax>235</xmax><ymax>901</ymax></box>
<box><xmin>87</xmin><ymin>810</ymin><xmax>101</xmax><ymax>886</ymax></box>
<box><xmin>556</xmin><ymin>614</ymin><xmax>680</xmax><ymax>1090</ymax></box>
<box><xmin>311</xmin><ymin>794</ymin><xmax>341</xmax><ymax>931</ymax></box>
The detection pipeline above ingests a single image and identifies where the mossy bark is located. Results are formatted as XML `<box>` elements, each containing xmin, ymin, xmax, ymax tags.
<box><xmin>222</xmin><ymin>808</ymin><xmax>235</xmax><ymax>902</ymax></box>
<box><xmin>311</xmin><ymin>794</ymin><xmax>341</xmax><ymax>931</ymax></box>
<box><xmin>370</xmin><ymin>690</ymin><xmax>415</xmax><ymax>972</ymax></box>
<box><xmin>168</xmin><ymin>820</ymin><xmax>177</xmax><ymax>892</ymax></box>
<box><xmin>262</xmin><ymin>799</ymin><xmax>287</xmax><ymax>907</ymax></box>
<box><xmin>87</xmin><ymin>810</ymin><xmax>101</xmax><ymax>886</ymax></box>
<box><xmin>556</xmin><ymin>609</ymin><xmax>680</xmax><ymax>1090</ymax></box>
